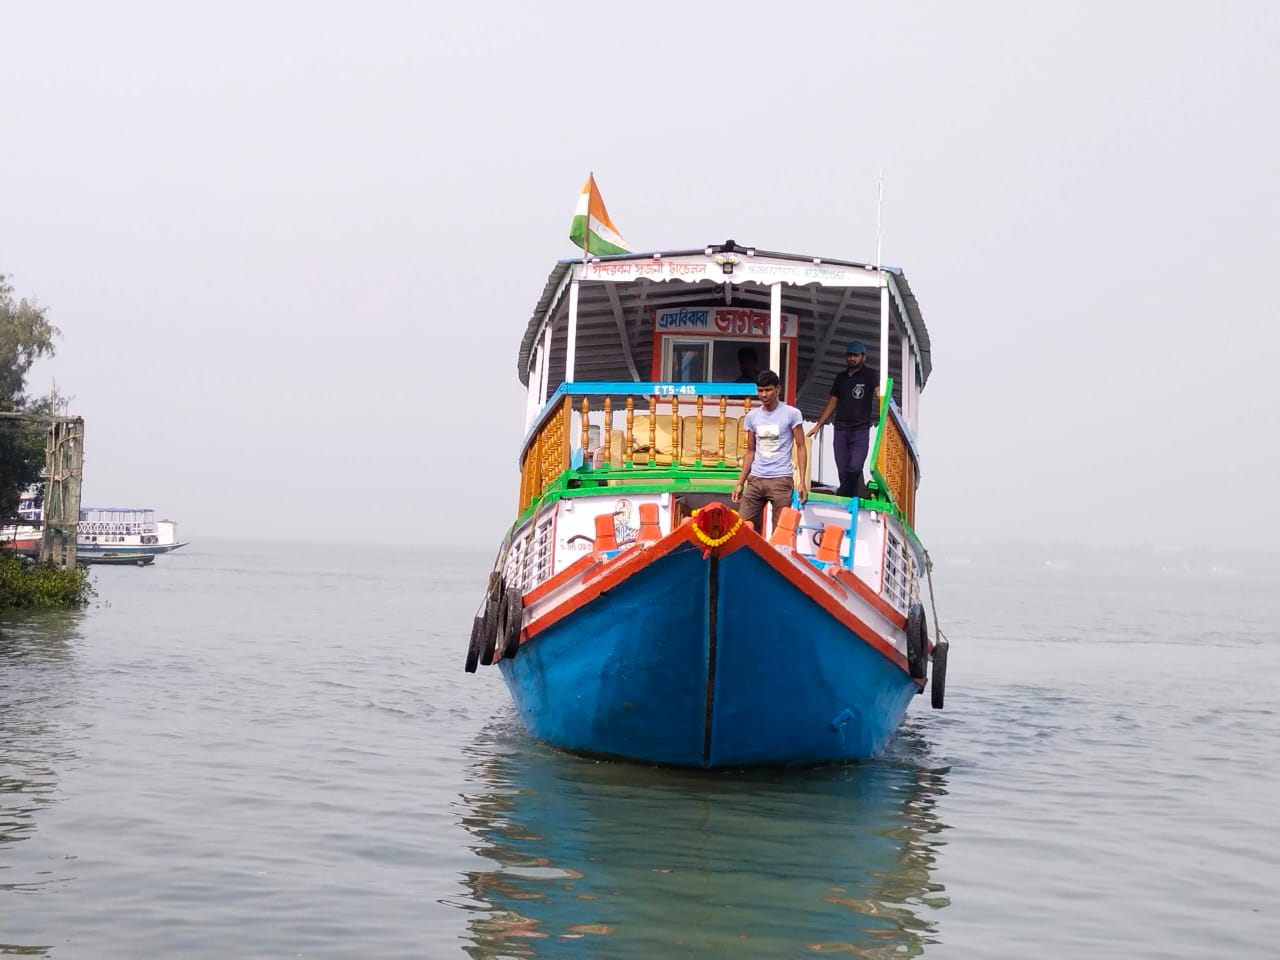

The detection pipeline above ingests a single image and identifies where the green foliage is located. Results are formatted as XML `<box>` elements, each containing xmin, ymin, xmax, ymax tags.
<box><xmin>0</xmin><ymin>274</ymin><xmax>61</xmax><ymax>521</ymax></box>
<box><xmin>0</xmin><ymin>275</ymin><xmax>59</xmax><ymax>404</ymax></box>
<box><xmin>0</xmin><ymin>552</ymin><xmax>94</xmax><ymax>608</ymax></box>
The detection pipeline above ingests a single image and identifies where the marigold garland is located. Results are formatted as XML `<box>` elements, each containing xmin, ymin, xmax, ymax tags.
<box><xmin>690</xmin><ymin>507</ymin><xmax>743</xmax><ymax>549</ymax></box>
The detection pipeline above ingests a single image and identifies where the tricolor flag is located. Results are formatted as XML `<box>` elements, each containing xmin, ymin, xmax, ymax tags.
<box><xmin>568</xmin><ymin>174</ymin><xmax>630</xmax><ymax>256</ymax></box>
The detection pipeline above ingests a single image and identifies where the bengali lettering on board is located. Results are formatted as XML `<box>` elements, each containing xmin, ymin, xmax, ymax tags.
<box><xmin>654</xmin><ymin>307</ymin><xmax>798</xmax><ymax>337</ymax></box>
<box><xmin>581</xmin><ymin>257</ymin><xmax>877</xmax><ymax>287</ymax></box>
<box><xmin>582</xmin><ymin>261</ymin><xmax>713</xmax><ymax>282</ymax></box>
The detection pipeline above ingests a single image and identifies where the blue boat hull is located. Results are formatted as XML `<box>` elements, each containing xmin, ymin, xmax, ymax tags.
<box><xmin>498</xmin><ymin>540</ymin><xmax>919</xmax><ymax>768</ymax></box>
<box><xmin>75</xmin><ymin>541</ymin><xmax>188</xmax><ymax>557</ymax></box>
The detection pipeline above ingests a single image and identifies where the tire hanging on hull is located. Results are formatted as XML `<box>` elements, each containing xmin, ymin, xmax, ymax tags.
<box><xmin>464</xmin><ymin>614</ymin><xmax>484</xmax><ymax>673</ymax></box>
<box><xmin>479</xmin><ymin>592</ymin><xmax>500</xmax><ymax>666</ymax></box>
<box><xmin>931</xmin><ymin>640</ymin><xmax>948</xmax><ymax>709</ymax></box>
<box><xmin>906</xmin><ymin>603</ymin><xmax>929</xmax><ymax>681</ymax></box>
<box><xmin>493</xmin><ymin>582</ymin><xmax>523</xmax><ymax>661</ymax></box>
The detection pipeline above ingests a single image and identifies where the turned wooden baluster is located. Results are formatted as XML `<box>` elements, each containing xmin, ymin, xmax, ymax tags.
<box><xmin>602</xmin><ymin>396</ymin><xmax>612</xmax><ymax>468</ymax></box>
<box><xmin>718</xmin><ymin>396</ymin><xmax>727</xmax><ymax>464</ymax></box>
<box><xmin>671</xmin><ymin>393</ymin><xmax>680</xmax><ymax>464</ymax></box>
<box><xmin>695</xmin><ymin>395</ymin><xmax>704</xmax><ymax>465</ymax></box>
<box><xmin>561</xmin><ymin>396</ymin><xmax>572</xmax><ymax>472</ymax></box>
<box><xmin>580</xmin><ymin>396</ymin><xmax>590</xmax><ymax>461</ymax></box>
<box><xmin>648</xmin><ymin>395</ymin><xmax>657</xmax><ymax>464</ymax></box>
<box><xmin>625</xmin><ymin>396</ymin><xmax>634</xmax><ymax>468</ymax></box>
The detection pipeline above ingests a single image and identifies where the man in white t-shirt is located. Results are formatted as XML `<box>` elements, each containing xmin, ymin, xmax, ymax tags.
<box><xmin>731</xmin><ymin>370</ymin><xmax>808</xmax><ymax>534</ymax></box>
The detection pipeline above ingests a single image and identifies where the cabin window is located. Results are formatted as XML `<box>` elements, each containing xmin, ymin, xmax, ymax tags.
<box><xmin>668</xmin><ymin>341</ymin><xmax>710</xmax><ymax>382</ymax></box>
<box><xmin>663</xmin><ymin>338</ymin><xmax>788</xmax><ymax>388</ymax></box>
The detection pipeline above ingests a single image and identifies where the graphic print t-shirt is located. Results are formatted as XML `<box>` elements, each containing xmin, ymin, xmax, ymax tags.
<box><xmin>743</xmin><ymin>403</ymin><xmax>803</xmax><ymax>479</ymax></box>
<box><xmin>830</xmin><ymin>366</ymin><xmax>880</xmax><ymax>428</ymax></box>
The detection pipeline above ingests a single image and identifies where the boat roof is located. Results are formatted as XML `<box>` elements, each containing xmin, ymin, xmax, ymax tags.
<box><xmin>518</xmin><ymin>244</ymin><xmax>932</xmax><ymax>422</ymax></box>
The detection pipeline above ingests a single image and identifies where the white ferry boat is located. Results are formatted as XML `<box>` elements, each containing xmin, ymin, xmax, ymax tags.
<box><xmin>76</xmin><ymin>506</ymin><xmax>189</xmax><ymax>557</ymax></box>
<box><xmin>6</xmin><ymin>491</ymin><xmax>189</xmax><ymax>558</ymax></box>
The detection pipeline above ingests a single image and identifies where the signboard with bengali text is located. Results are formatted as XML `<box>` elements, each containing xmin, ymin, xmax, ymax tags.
<box><xmin>654</xmin><ymin>306</ymin><xmax>798</xmax><ymax>338</ymax></box>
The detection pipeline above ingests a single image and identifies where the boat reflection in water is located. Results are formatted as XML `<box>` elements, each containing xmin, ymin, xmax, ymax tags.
<box><xmin>452</xmin><ymin>716</ymin><xmax>950</xmax><ymax>958</ymax></box>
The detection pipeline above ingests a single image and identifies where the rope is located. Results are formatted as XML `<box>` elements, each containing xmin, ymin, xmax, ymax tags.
<box><xmin>903</xmin><ymin>532</ymin><xmax>922</xmax><ymax>607</ymax></box>
<box><xmin>923</xmin><ymin>549</ymin><xmax>950</xmax><ymax>647</ymax></box>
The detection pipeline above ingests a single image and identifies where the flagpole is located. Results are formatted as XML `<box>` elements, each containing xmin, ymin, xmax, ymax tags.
<box><xmin>583</xmin><ymin>172</ymin><xmax>593</xmax><ymax>263</ymax></box>
<box><xmin>566</xmin><ymin>173</ymin><xmax>592</xmax><ymax>385</ymax></box>
<box><xmin>877</xmin><ymin>171</ymin><xmax>889</xmax><ymax>402</ymax></box>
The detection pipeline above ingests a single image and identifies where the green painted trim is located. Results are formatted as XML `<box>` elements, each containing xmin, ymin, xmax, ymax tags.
<box><xmin>514</xmin><ymin>472</ymin><xmax>925</xmax><ymax>559</ymax></box>
<box><xmin>900</xmin><ymin>518</ymin><xmax>927</xmax><ymax>556</ymax></box>
<box><xmin>867</xmin><ymin>376</ymin><xmax>895</xmax><ymax>501</ymax></box>
<box><xmin>517</xmin><ymin>463</ymin><xmax>905</xmax><ymax>526</ymax></box>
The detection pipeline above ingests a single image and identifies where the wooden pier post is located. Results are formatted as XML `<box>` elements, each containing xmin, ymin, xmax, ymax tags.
<box><xmin>39</xmin><ymin>416</ymin><xmax>84</xmax><ymax>568</ymax></box>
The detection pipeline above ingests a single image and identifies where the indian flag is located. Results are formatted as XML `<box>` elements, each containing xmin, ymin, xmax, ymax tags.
<box><xmin>569</xmin><ymin>174</ymin><xmax>630</xmax><ymax>256</ymax></box>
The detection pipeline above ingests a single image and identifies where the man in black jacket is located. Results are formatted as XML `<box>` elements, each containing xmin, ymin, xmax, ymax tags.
<box><xmin>807</xmin><ymin>340</ymin><xmax>879</xmax><ymax>498</ymax></box>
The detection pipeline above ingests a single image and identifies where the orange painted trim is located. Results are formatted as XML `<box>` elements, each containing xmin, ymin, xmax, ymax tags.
<box><xmin>581</xmin><ymin>545</ymin><xmax>641</xmax><ymax>585</ymax></box>
<box><xmin>522</xmin><ymin>526</ymin><xmax>702</xmax><ymax>644</ymax></box>
<box><xmin>522</xmin><ymin>516</ymin><xmax>910</xmax><ymax>676</ymax></box>
<box><xmin>831</xmin><ymin>568</ymin><xmax>907</xmax><ymax>628</ymax></box>
<box><xmin>821</xmin><ymin>566</ymin><xmax>850</xmax><ymax>599</ymax></box>
<box><xmin>522</xmin><ymin>553</ymin><xmax>598</xmax><ymax>606</ymax></box>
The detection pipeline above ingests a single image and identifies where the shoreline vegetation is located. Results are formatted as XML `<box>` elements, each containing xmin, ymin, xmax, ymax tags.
<box><xmin>2</xmin><ymin>274</ymin><xmax>94</xmax><ymax>609</ymax></box>
<box><xmin>0</xmin><ymin>551</ymin><xmax>93</xmax><ymax>608</ymax></box>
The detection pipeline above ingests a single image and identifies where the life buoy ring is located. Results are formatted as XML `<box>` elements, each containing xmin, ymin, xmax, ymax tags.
<box><xmin>931</xmin><ymin>639</ymin><xmax>948</xmax><ymax>709</ymax></box>
<box><xmin>906</xmin><ymin>603</ymin><xmax>929</xmax><ymax>681</ymax></box>
<box><xmin>494</xmin><ymin>584</ymin><xmax>524</xmax><ymax>661</ymax></box>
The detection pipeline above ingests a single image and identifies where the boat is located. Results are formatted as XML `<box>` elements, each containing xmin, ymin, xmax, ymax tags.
<box><xmin>1</xmin><ymin>491</ymin><xmax>46</xmax><ymax>553</ymax></box>
<box><xmin>75</xmin><ymin>506</ymin><xmax>189</xmax><ymax>557</ymax></box>
<box><xmin>77</xmin><ymin>551</ymin><xmax>156</xmax><ymax>567</ymax></box>
<box><xmin>10</xmin><ymin>491</ymin><xmax>190</xmax><ymax>558</ymax></box>
<box><xmin>466</xmin><ymin>239</ymin><xmax>946</xmax><ymax>768</ymax></box>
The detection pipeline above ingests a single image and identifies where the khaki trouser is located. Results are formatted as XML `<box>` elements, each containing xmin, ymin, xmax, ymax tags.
<box><xmin>741</xmin><ymin>475</ymin><xmax>793</xmax><ymax>534</ymax></box>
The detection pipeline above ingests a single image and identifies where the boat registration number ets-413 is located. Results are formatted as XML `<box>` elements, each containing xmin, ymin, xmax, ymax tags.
<box><xmin>653</xmin><ymin>383</ymin><xmax>698</xmax><ymax>396</ymax></box>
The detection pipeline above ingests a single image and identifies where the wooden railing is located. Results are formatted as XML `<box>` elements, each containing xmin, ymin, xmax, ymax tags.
<box><xmin>517</xmin><ymin>384</ymin><xmax>758</xmax><ymax>513</ymax></box>
<box><xmin>871</xmin><ymin>380</ymin><xmax>919</xmax><ymax>526</ymax></box>
<box><xmin>518</xmin><ymin>396</ymin><xmax>571</xmax><ymax>513</ymax></box>
<box><xmin>577</xmin><ymin>392</ymin><xmax>754</xmax><ymax>470</ymax></box>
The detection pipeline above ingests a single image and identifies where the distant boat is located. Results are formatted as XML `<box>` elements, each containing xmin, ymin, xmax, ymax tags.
<box><xmin>75</xmin><ymin>506</ymin><xmax>189</xmax><ymax>557</ymax></box>
<box><xmin>11</xmin><ymin>491</ymin><xmax>189</xmax><ymax>558</ymax></box>
<box><xmin>77</xmin><ymin>551</ymin><xmax>155</xmax><ymax>567</ymax></box>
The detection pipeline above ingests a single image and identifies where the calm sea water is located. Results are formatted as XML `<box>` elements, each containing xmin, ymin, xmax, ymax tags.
<box><xmin>2</xmin><ymin>540</ymin><xmax>1278</xmax><ymax>958</ymax></box>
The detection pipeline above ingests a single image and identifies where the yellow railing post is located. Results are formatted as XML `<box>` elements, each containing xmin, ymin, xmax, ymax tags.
<box><xmin>695</xmin><ymin>394</ymin><xmax>704</xmax><ymax>467</ymax></box>
<box><xmin>648</xmin><ymin>395</ymin><xmax>657</xmax><ymax>464</ymax></box>
<box><xmin>671</xmin><ymin>393</ymin><xmax>680</xmax><ymax>465</ymax></box>
<box><xmin>625</xmin><ymin>396</ymin><xmax>634</xmax><ymax>469</ymax></box>
<box><xmin>580</xmin><ymin>396</ymin><xmax>590</xmax><ymax>463</ymax></box>
<box><xmin>602</xmin><ymin>396</ymin><xmax>612</xmax><ymax>469</ymax></box>
<box><xmin>718</xmin><ymin>396</ymin><xmax>727</xmax><ymax>466</ymax></box>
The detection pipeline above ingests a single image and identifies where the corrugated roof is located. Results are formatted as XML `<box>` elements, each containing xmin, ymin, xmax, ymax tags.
<box><xmin>516</xmin><ymin>245</ymin><xmax>932</xmax><ymax>422</ymax></box>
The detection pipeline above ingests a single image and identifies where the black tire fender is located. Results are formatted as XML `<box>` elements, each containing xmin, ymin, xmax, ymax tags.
<box><xmin>906</xmin><ymin>603</ymin><xmax>929</xmax><ymax>681</ymax></box>
<box><xmin>931</xmin><ymin>640</ymin><xmax>948</xmax><ymax>709</ymax></box>
<box><xmin>479</xmin><ymin>593</ymin><xmax>500</xmax><ymax>667</ymax></box>
<box><xmin>464</xmin><ymin>613</ymin><xmax>484</xmax><ymax>673</ymax></box>
<box><xmin>494</xmin><ymin>586</ymin><xmax>524</xmax><ymax>660</ymax></box>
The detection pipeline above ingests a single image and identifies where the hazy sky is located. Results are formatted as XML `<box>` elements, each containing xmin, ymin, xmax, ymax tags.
<box><xmin>2</xmin><ymin>1</ymin><xmax>1276</xmax><ymax>550</ymax></box>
